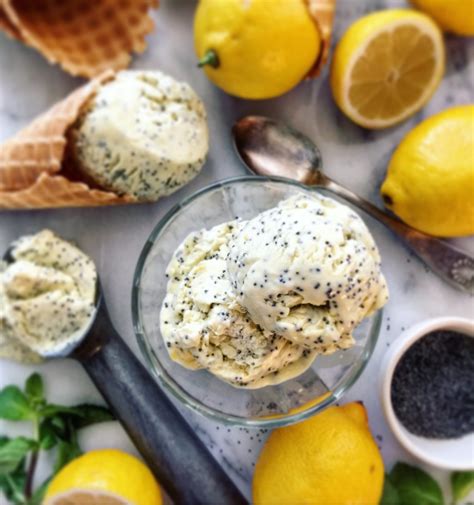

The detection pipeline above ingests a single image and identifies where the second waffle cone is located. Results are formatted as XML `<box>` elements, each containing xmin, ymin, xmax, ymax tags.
<box><xmin>0</xmin><ymin>0</ymin><xmax>157</xmax><ymax>77</ymax></box>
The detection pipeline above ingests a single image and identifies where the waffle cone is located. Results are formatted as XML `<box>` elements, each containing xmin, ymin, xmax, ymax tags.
<box><xmin>306</xmin><ymin>0</ymin><xmax>336</xmax><ymax>77</ymax></box>
<box><xmin>0</xmin><ymin>0</ymin><xmax>157</xmax><ymax>78</ymax></box>
<box><xmin>0</xmin><ymin>173</ymin><xmax>134</xmax><ymax>209</ymax></box>
<box><xmin>0</xmin><ymin>71</ymin><xmax>136</xmax><ymax>210</ymax></box>
<box><xmin>0</xmin><ymin>2</ymin><xmax>21</xmax><ymax>40</ymax></box>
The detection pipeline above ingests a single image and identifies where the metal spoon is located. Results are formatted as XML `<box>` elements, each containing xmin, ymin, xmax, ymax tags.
<box><xmin>3</xmin><ymin>247</ymin><xmax>247</xmax><ymax>505</ymax></box>
<box><xmin>232</xmin><ymin>116</ymin><xmax>474</xmax><ymax>294</ymax></box>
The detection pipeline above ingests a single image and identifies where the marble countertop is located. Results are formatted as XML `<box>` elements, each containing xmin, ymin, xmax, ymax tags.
<box><xmin>0</xmin><ymin>0</ymin><xmax>473</xmax><ymax>503</ymax></box>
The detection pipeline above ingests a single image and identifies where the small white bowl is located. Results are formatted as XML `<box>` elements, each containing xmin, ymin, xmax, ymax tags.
<box><xmin>381</xmin><ymin>316</ymin><xmax>474</xmax><ymax>470</ymax></box>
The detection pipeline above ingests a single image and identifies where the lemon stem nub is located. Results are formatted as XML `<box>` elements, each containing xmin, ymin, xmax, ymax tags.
<box><xmin>198</xmin><ymin>50</ymin><xmax>220</xmax><ymax>69</ymax></box>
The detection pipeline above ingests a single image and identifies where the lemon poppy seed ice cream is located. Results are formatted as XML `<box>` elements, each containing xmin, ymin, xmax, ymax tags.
<box><xmin>69</xmin><ymin>71</ymin><xmax>209</xmax><ymax>202</ymax></box>
<box><xmin>0</xmin><ymin>230</ymin><xmax>97</xmax><ymax>363</ymax></box>
<box><xmin>161</xmin><ymin>194</ymin><xmax>388</xmax><ymax>388</ymax></box>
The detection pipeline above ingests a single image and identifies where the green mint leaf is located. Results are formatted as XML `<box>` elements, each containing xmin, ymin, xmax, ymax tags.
<box><xmin>40</xmin><ymin>433</ymin><xmax>57</xmax><ymax>450</ymax></box>
<box><xmin>0</xmin><ymin>475</ymin><xmax>10</xmax><ymax>498</ymax></box>
<box><xmin>40</xmin><ymin>403</ymin><xmax>114</xmax><ymax>427</ymax></box>
<box><xmin>40</xmin><ymin>404</ymin><xmax>114</xmax><ymax>443</ymax></box>
<box><xmin>50</xmin><ymin>414</ymin><xmax>67</xmax><ymax>435</ymax></box>
<box><xmin>44</xmin><ymin>414</ymin><xmax>71</xmax><ymax>442</ymax></box>
<box><xmin>29</xmin><ymin>477</ymin><xmax>52</xmax><ymax>505</ymax></box>
<box><xmin>40</xmin><ymin>404</ymin><xmax>79</xmax><ymax>418</ymax></box>
<box><xmin>380</xmin><ymin>474</ymin><xmax>401</xmax><ymax>504</ymax></box>
<box><xmin>39</xmin><ymin>419</ymin><xmax>57</xmax><ymax>450</ymax></box>
<box><xmin>0</xmin><ymin>437</ymin><xmax>36</xmax><ymax>474</ymax></box>
<box><xmin>25</xmin><ymin>373</ymin><xmax>44</xmax><ymax>406</ymax></box>
<box><xmin>3</xmin><ymin>461</ymin><xmax>27</xmax><ymax>504</ymax></box>
<box><xmin>451</xmin><ymin>471</ymin><xmax>474</xmax><ymax>503</ymax></box>
<box><xmin>68</xmin><ymin>404</ymin><xmax>115</xmax><ymax>429</ymax></box>
<box><xmin>0</xmin><ymin>472</ymin><xmax>26</xmax><ymax>505</ymax></box>
<box><xmin>0</xmin><ymin>385</ymin><xmax>34</xmax><ymax>420</ymax></box>
<box><xmin>390</xmin><ymin>463</ymin><xmax>444</xmax><ymax>505</ymax></box>
<box><xmin>53</xmin><ymin>439</ymin><xmax>82</xmax><ymax>474</ymax></box>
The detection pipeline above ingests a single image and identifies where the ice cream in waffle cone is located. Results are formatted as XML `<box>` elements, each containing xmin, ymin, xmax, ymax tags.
<box><xmin>0</xmin><ymin>69</ymin><xmax>209</xmax><ymax>210</ymax></box>
<box><xmin>0</xmin><ymin>0</ymin><xmax>157</xmax><ymax>78</ymax></box>
<box><xmin>0</xmin><ymin>71</ymin><xmax>133</xmax><ymax>209</ymax></box>
<box><xmin>307</xmin><ymin>0</ymin><xmax>337</xmax><ymax>77</ymax></box>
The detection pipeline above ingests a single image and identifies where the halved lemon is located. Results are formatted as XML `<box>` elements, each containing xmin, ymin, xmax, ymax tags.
<box><xmin>330</xmin><ymin>9</ymin><xmax>445</xmax><ymax>129</ymax></box>
<box><xmin>44</xmin><ymin>449</ymin><xmax>162</xmax><ymax>505</ymax></box>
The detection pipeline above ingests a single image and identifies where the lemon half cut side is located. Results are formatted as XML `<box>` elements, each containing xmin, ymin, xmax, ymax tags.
<box><xmin>44</xmin><ymin>449</ymin><xmax>162</xmax><ymax>505</ymax></box>
<box><xmin>331</xmin><ymin>9</ymin><xmax>445</xmax><ymax>129</ymax></box>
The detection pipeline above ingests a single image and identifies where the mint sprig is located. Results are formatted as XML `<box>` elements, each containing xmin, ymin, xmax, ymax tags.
<box><xmin>0</xmin><ymin>373</ymin><xmax>114</xmax><ymax>505</ymax></box>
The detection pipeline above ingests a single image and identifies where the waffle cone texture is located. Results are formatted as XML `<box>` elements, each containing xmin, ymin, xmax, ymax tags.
<box><xmin>0</xmin><ymin>71</ymin><xmax>137</xmax><ymax>209</ymax></box>
<box><xmin>0</xmin><ymin>0</ymin><xmax>157</xmax><ymax>77</ymax></box>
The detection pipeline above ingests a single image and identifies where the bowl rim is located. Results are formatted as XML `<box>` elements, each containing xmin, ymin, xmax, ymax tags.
<box><xmin>380</xmin><ymin>316</ymin><xmax>474</xmax><ymax>470</ymax></box>
<box><xmin>132</xmin><ymin>175</ymin><xmax>383</xmax><ymax>427</ymax></box>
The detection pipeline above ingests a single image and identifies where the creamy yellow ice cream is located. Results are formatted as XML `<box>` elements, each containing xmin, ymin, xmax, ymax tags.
<box><xmin>161</xmin><ymin>194</ymin><xmax>388</xmax><ymax>388</ymax></box>
<box><xmin>160</xmin><ymin>220</ymin><xmax>315</xmax><ymax>387</ymax></box>
<box><xmin>0</xmin><ymin>230</ymin><xmax>97</xmax><ymax>363</ymax></box>
<box><xmin>69</xmin><ymin>71</ymin><xmax>209</xmax><ymax>202</ymax></box>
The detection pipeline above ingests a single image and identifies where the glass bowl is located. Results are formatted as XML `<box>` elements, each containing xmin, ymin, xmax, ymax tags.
<box><xmin>132</xmin><ymin>176</ymin><xmax>382</xmax><ymax>428</ymax></box>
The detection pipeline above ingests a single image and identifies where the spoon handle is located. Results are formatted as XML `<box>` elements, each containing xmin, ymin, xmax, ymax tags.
<box><xmin>75</xmin><ymin>302</ymin><xmax>247</xmax><ymax>505</ymax></box>
<box><xmin>318</xmin><ymin>174</ymin><xmax>474</xmax><ymax>294</ymax></box>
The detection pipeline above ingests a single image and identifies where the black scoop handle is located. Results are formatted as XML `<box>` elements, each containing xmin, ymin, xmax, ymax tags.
<box><xmin>74</xmin><ymin>300</ymin><xmax>247</xmax><ymax>505</ymax></box>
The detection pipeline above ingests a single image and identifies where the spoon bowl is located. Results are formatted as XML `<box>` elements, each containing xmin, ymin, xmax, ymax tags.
<box><xmin>232</xmin><ymin>116</ymin><xmax>323</xmax><ymax>184</ymax></box>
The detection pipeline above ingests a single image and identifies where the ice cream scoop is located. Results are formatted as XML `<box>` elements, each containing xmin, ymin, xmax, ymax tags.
<box><xmin>227</xmin><ymin>195</ymin><xmax>388</xmax><ymax>346</ymax></box>
<box><xmin>232</xmin><ymin>116</ymin><xmax>474</xmax><ymax>294</ymax></box>
<box><xmin>68</xmin><ymin>70</ymin><xmax>209</xmax><ymax>202</ymax></box>
<box><xmin>161</xmin><ymin>194</ymin><xmax>388</xmax><ymax>388</ymax></box>
<box><xmin>160</xmin><ymin>219</ymin><xmax>316</xmax><ymax>387</ymax></box>
<box><xmin>1</xmin><ymin>231</ymin><xmax>246</xmax><ymax>505</ymax></box>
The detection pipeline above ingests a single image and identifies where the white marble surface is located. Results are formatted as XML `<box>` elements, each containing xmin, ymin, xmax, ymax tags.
<box><xmin>0</xmin><ymin>0</ymin><xmax>473</xmax><ymax>503</ymax></box>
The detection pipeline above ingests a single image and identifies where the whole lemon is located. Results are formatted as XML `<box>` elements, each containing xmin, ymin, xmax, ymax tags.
<box><xmin>410</xmin><ymin>0</ymin><xmax>474</xmax><ymax>36</ymax></box>
<box><xmin>253</xmin><ymin>402</ymin><xmax>384</xmax><ymax>505</ymax></box>
<box><xmin>381</xmin><ymin>105</ymin><xmax>474</xmax><ymax>237</ymax></box>
<box><xmin>44</xmin><ymin>449</ymin><xmax>162</xmax><ymax>505</ymax></box>
<box><xmin>194</xmin><ymin>0</ymin><xmax>321</xmax><ymax>99</ymax></box>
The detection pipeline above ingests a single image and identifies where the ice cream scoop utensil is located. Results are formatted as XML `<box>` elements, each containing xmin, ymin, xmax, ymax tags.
<box><xmin>2</xmin><ymin>249</ymin><xmax>247</xmax><ymax>505</ymax></box>
<box><xmin>232</xmin><ymin>116</ymin><xmax>474</xmax><ymax>294</ymax></box>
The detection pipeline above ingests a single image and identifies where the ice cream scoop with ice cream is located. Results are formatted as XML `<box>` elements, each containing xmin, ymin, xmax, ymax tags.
<box><xmin>0</xmin><ymin>231</ymin><xmax>250</xmax><ymax>502</ymax></box>
<box><xmin>0</xmin><ymin>230</ymin><xmax>97</xmax><ymax>363</ymax></box>
<box><xmin>161</xmin><ymin>193</ymin><xmax>388</xmax><ymax>388</ymax></box>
